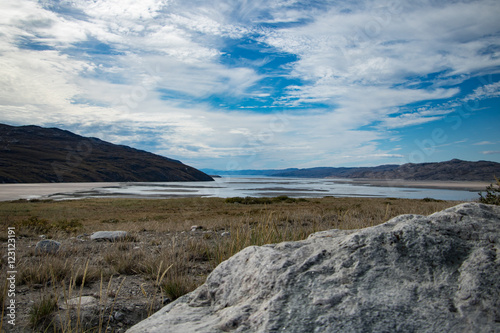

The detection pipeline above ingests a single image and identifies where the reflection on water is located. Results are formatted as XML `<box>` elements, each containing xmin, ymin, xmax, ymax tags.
<box><xmin>40</xmin><ymin>177</ymin><xmax>478</xmax><ymax>201</ymax></box>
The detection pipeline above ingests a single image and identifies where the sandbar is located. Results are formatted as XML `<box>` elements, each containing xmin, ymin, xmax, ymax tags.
<box><xmin>345</xmin><ymin>179</ymin><xmax>491</xmax><ymax>191</ymax></box>
<box><xmin>0</xmin><ymin>182</ymin><xmax>120</xmax><ymax>201</ymax></box>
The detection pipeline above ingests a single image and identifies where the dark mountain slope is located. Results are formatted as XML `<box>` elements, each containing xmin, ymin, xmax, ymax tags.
<box><xmin>347</xmin><ymin>159</ymin><xmax>500</xmax><ymax>181</ymax></box>
<box><xmin>0</xmin><ymin>124</ymin><xmax>213</xmax><ymax>183</ymax></box>
<box><xmin>204</xmin><ymin>160</ymin><xmax>500</xmax><ymax>182</ymax></box>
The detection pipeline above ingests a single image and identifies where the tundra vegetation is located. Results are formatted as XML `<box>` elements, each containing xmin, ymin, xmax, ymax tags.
<box><xmin>0</xmin><ymin>196</ymin><xmax>461</xmax><ymax>332</ymax></box>
<box><xmin>478</xmin><ymin>176</ymin><xmax>500</xmax><ymax>205</ymax></box>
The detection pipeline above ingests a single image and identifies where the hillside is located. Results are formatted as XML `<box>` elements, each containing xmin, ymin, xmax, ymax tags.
<box><xmin>204</xmin><ymin>159</ymin><xmax>500</xmax><ymax>182</ymax></box>
<box><xmin>0</xmin><ymin>124</ymin><xmax>213</xmax><ymax>183</ymax></box>
<box><xmin>345</xmin><ymin>159</ymin><xmax>500</xmax><ymax>181</ymax></box>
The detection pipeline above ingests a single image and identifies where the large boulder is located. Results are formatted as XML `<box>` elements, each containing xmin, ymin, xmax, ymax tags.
<box><xmin>127</xmin><ymin>203</ymin><xmax>500</xmax><ymax>332</ymax></box>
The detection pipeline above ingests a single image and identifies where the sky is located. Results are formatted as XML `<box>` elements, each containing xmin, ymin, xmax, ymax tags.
<box><xmin>1</xmin><ymin>0</ymin><xmax>499</xmax><ymax>170</ymax></box>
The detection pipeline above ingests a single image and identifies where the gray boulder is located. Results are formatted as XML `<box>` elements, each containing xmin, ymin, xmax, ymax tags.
<box><xmin>90</xmin><ymin>231</ymin><xmax>129</xmax><ymax>242</ymax></box>
<box><xmin>35</xmin><ymin>239</ymin><xmax>61</xmax><ymax>254</ymax></box>
<box><xmin>127</xmin><ymin>203</ymin><xmax>500</xmax><ymax>333</ymax></box>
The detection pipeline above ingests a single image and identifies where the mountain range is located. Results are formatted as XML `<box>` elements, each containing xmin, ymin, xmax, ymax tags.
<box><xmin>2</xmin><ymin>123</ymin><xmax>499</xmax><ymax>184</ymax></box>
<box><xmin>203</xmin><ymin>159</ymin><xmax>500</xmax><ymax>182</ymax></box>
<box><xmin>0</xmin><ymin>124</ymin><xmax>213</xmax><ymax>183</ymax></box>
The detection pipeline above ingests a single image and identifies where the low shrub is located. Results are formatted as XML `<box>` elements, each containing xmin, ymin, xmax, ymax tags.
<box><xmin>479</xmin><ymin>177</ymin><xmax>500</xmax><ymax>205</ymax></box>
<box><xmin>19</xmin><ymin>216</ymin><xmax>52</xmax><ymax>234</ymax></box>
<box><xmin>18</xmin><ymin>216</ymin><xmax>83</xmax><ymax>234</ymax></box>
<box><xmin>52</xmin><ymin>219</ymin><xmax>83</xmax><ymax>233</ymax></box>
<box><xmin>225</xmin><ymin>196</ymin><xmax>307</xmax><ymax>205</ymax></box>
<box><xmin>421</xmin><ymin>198</ymin><xmax>443</xmax><ymax>202</ymax></box>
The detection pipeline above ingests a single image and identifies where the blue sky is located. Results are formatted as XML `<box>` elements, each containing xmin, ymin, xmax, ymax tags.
<box><xmin>1</xmin><ymin>0</ymin><xmax>499</xmax><ymax>170</ymax></box>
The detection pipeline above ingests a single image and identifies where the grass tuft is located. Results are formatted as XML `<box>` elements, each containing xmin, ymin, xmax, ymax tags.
<box><xmin>29</xmin><ymin>294</ymin><xmax>58</xmax><ymax>328</ymax></box>
<box><xmin>105</xmin><ymin>247</ymin><xmax>144</xmax><ymax>275</ymax></box>
<box><xmin>161</xmin><ymin>276</ymin><xmax>197</xmax><ymax>301</ymax></box>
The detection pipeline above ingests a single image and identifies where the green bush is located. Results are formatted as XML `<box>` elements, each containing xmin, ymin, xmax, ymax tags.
<box><xmin>52</xmin><ymin>219</ymin><xmax>83</xmax><ymax>233</ymax></box>
<box><xmin>19</xmin><ymin>216</ymin><xmax>52</xmax><ymax>233</ymax></box>
<box><xmin>421</xmin><ymin>197</ymin><xmax>443</xmax><ymax>202</ymax></box>
<box><xmin>479</xmin><ymin>177</ymin><xmax>500</xmax><ymax>205</ymax></box>
<box><xmin>19</xmin><ymin>216</ymin><xmax>83</xmax><ymax>233</ymax></box>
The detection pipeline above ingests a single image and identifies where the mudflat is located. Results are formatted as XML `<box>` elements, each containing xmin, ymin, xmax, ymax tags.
<box><xmin>347</xmin><ymin>179</ymin><xmax>491</xmax><ymax>191</ymax></box>
<box><xmin>0</xmin><ymin>182</ymin><xmax>119</xmax><ymax>201</ymax></box>
<box><xmin>0</xmin><ymin>179</ymin><xmax>491</xmax><ymax>202</ymax></box>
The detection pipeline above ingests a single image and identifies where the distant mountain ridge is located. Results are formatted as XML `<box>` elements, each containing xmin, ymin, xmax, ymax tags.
<box><xmin>203</xmin><ymin>159</ymin><xmax>500</xmax><ymax>182</ymax></box>
<box><xmin>0</xmin><ymin>124</ymin><xmax>213</xmax><ymax>183</ymax></box>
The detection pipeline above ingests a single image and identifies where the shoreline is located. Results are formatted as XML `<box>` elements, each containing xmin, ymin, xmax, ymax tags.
<box><xmin>344</xmin><ymin>179</ymin><xmax>491</xmax><ymax>191</ymax></box>
<box><xmin>0</xmin><ymin>182</ymin><xmax>120</xmax><ymax>201</ymax></box>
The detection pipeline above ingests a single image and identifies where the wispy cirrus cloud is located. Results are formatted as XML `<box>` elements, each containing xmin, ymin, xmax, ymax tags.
<box><xmin>474</xmin><ymin>141</ymin><xmax>496</xmax><ymax>145</ymax></box>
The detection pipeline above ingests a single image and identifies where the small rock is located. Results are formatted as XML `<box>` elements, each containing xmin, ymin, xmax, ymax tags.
<box><xmin>59</xmin><ymin>296</ymin><xmax>97</xmax><ymax>310</ymax></box>
<box><xmin>190</xmin><ymin>225</ymin><xmax>203</xmax><ymax>232</ymax></box>
<box><xmin>114</xmin><ymin>311</ymin><xmax>125</xmax><ymax>321</ymax></box>
<box><xmin>35</xmin><ymin>239</ymin><xmax>61</xmax><ymax>255</ymax></box>
<box><xmin>39</xmin><ymin>235</ymin><xmax>46</xmax><ymax>239</ymax></box>
<box><xmin>90</xmin><ymin>231</ymin><xmax>129</xmax><ymax>242</ymax></box>
<box><xmin>221</xmin><ymin>231</ymin><xmax>230</xmax><ymax>237</ymax></box>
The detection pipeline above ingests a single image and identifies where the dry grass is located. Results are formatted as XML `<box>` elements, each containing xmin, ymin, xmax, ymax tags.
<box><xmin>2</xmin><ymin>196</ymin><xmax>456</xmax><ymax>234</ymax></box>
<box><xmin>0</xmin><ymin>196</ymin><xmax>462</xmax><ymax>332</ymax></box>
<box><xmin>29</xmin><ymin>294</ymin><xmax>58</xmax><ymax>328</ymax></box>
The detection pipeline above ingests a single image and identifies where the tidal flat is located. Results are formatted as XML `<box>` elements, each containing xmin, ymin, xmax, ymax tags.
<box><xmin>0</xmin><ymin>196</ymin><xmax>464</xmax><ymax>332</ymax></box>
<box><xmin>0</xmin><ymin>177</ymin><xmax>486</xmax><ymax>202</ymax></box>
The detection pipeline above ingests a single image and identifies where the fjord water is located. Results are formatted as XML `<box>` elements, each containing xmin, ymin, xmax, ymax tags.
<box><xmin>30</xmin><ymin>177</ymin><xmax>479</xmax><ymax>201</ymax></box>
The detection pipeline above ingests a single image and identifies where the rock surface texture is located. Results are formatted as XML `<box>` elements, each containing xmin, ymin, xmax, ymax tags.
<box><xmin>127</xmin><ymin>203</ymin><xmax>500</xmax><ymax>333</ymax></box>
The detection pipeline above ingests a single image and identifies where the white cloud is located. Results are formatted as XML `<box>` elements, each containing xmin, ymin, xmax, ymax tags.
<box><xmin>0</xmin><ymin>48</ymin><xmax>93</xmax><ymax>118</ymax></box>
<box><xmin>474</xmin><ymin>141</ymin><xmax>496</xmax><ymax>145</ymax></box>
<box><xmin>463</xmin><ymin>81</ymin><xmax>500</xmax><ymax>102</ymax></box>
<box><xmin>81</xmin><ymin>0</ymin><xmax>168</xmax><ymax>20</ymax></box>
<box><xmin>1</xmin><ymin>0</ymin><xmax>499</xmax><ymax>168</ymax></box>
<box><xmin>380</xmin><ymin>114</ymin><xmax>444</xmax><ymax>129</ymax></box>
<box><xmin>261</xmin><ymin>0</ymin><xmax>500</xmax><ymax>109</ymax></box>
